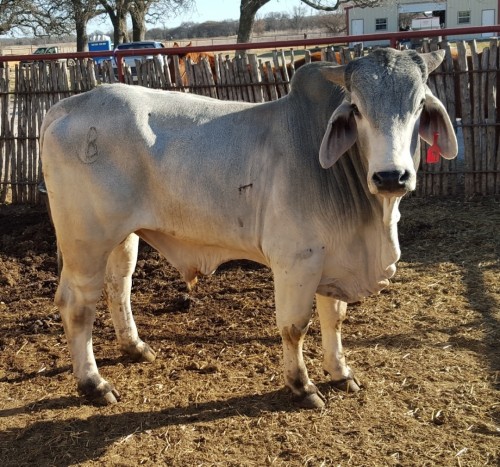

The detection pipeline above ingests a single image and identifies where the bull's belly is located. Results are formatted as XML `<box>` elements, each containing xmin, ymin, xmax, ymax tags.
<box><xmin>136</xmin><ymin>228</ymin><xmax>267</xmax><ymax>285</ymax></box>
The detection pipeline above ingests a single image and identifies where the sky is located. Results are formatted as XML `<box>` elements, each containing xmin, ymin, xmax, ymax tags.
<box><xmin>170</xmin><ymin>0</ymin><xmax>308</xmax><ymax>26</ymax></box>
<box><xmin>90</xmin><ymin>0</ymin><xmax>310</xmax><ymax>32</ymax></box>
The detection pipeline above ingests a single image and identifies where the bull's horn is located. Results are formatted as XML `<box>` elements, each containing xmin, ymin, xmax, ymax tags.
<box><xmin>320</xmin><ymin>65</ymin><xmax>346</xmax><ymax>86</ymax></box>
<box><xmin>420</xmin><ymin>50</ymin><xmax>445</xmax><ymax>74</ymax></box>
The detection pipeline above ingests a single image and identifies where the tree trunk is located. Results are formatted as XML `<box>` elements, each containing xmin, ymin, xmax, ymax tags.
<box><xmin>236</xmin><ymin>0</ymin><xmax>271</xmax><ymax>44</ymax></box>
<box><xmin>100</xmin><ymin>0</ymin><xmax>130</xmax><ymax>45</ymax></box>
<box><xmin>111</xmin><ymin>8</ymin><xmax>129</xmax><ymax>45</ymax></box>
<box><xmin>75</xmin><ymin>18</ymin><xmax>88</xmax><ymax>52</ymax></box>
<box><xmin>130</xmin><ymin>8</ymin><xmax>146</xmax><ymax>41</ymax></box>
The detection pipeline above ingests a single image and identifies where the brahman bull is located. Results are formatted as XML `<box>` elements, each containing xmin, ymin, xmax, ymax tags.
<box><xmin>40</xmin><ymin>48</ymin><xmax>457</xmax><ymax>408</ymax></box>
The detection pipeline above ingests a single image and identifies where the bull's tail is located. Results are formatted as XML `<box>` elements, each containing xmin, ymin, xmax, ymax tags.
<box><xmin>57</xmin><ymin>245</ymin><xmax>63</xmax><ymax>279</ymax></box>
<box><xmin>38</xmin><ymin>176</ymin><xmax>61</xmax><ymax>276</ymax></box>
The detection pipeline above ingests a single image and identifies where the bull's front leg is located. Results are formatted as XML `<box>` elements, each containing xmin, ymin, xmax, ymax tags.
<box><xmin>273</xmin><ymin>260</ymin><xmax>326</xmax><ymax>409</ymax></box>
<box><xmin>316</xmin><ymin>294</ymin><xmax>361</xmax><ymax>392</ymax></box>
<box><xmin>105</xmin><ymin>233</ymin><xmax>156</xmax><ymax>363</ymax></box>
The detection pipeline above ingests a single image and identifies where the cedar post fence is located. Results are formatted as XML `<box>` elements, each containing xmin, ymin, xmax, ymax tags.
<box><xmin>1</xmin><ymin>26</ymin><xmax>499</xmax><ymax>203</ymax></box>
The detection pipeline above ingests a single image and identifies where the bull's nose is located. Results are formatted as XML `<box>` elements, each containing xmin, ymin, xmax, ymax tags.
<box><xmin>372</xmin><ymin>170</ymin><xmax>411</xmax><ymax>193</ymax></box>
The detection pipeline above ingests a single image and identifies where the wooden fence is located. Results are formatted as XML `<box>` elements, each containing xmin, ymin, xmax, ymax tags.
<box><xmin>0</xmin><ymin>39</ymin><xmax>499</xmax><ymax>204</ymax></box>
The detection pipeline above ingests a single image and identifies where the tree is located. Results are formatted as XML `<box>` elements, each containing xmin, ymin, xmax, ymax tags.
<box><xmin>0</xmin><ymin>1</ymin><xmax>22</xmax><ymax>34</ymax></box>
<box><xmin>129</xmin><ymin>0</ymin><xmax>147</xmax><ymax>40</ymax></box>
<box><xmin>263</xmin><ymin>11</ymin><xmax>290</xmax><ymax>32</ymax></box>
<box><xmin>129</xmin><ymin>0</ymin><xmax>194</xmax><ymax>42</ymax></box>
<box><xmin>290</xmin><ymin>5</ymin><xmax>308</xmax><ymax>32</ymax></box>
<box><xmin>0</xmin><ymin>0</ymin><xmax>73</xmax><ymax>37</ymax></box>
<box><xmin>0</xmin><ymin>1</ymin><xmax>104</xmax><ymax>51</ymax></box>
<box><xmin>319</xmin><ymin>11</ymin><xmax>347</xmax><ymax>34</ymax></box>
<box><xmin>299</xmin><ymin>0</ymin><xmax>381</xmax><ymax>12</ymax></box>
<box><xmin>0</xmin><ymin>0</ymin><xmax>40</xmax><ymax>35</ymax></box>
<box><xmin>237</xmin><ymin>0</ymin><xmax>270</xmax><ymax>44</ymax></box>
<box><xmin>67</xmin><ymin>0</ymin><xmax>103</xmax><ymax>52</ymax></box>
<box><xmin>49</xmin><ymin>1</ymin><xmax>103</xmax><ymax>52</ymax></box>
<box><xmin>99</xmin><ymin>0</ymin><xmax>131</xmax><ymax>45</ymax></box>
<box><xmin>237</xmin><ymin>0</ymin><xmax>383</xmax><ymax>43</ymax></box>
<box><xmin>97</xmin><ymin>0</ymin><xmax>194</xmax><ymax>46</ymax></box>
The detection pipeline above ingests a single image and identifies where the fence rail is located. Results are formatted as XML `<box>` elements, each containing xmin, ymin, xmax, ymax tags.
<box><xmin>0</xmin><ymin>33</ymin><xmax>499</xmax><ymax>203</ymax></box>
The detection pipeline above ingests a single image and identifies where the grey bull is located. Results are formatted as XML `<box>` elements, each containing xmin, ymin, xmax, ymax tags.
<box><xmin>40</xmin><ymin>48</ymin><xmax>457</xmax><ymax>408</ymax></box>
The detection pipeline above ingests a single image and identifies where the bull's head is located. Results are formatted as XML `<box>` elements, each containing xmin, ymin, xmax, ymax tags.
<box><xmin>319</xmin><ymin>49</ymin><xmax>458</xmax><ymax>197</ymax></box>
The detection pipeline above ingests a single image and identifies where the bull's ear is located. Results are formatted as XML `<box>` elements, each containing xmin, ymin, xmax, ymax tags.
<box><xmin>320</xmin><ymin>65</ymin><xmax>346</xmax><ymax>87</ymax></box>
<box><xmin>319</xmin><ymin>101</ymin><xmax>357</xmax><ymax>168</ymax></box>
<box><xmin>419</xmin><ymin>91</ymin><xmax>458</xmax><ymax>159</ymax></box>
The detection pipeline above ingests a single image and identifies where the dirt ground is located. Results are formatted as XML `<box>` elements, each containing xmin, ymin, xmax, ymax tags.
<box><xmin>0</xmin><ymin>198</ymin><xmax>498</xmax><ymax>466</ymax></box>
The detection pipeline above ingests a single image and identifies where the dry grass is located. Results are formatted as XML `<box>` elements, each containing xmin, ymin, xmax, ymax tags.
<box><xmin>0</xmin><ymin>198</ymin><xmax>498</xmax><ymax>466</ymax></box>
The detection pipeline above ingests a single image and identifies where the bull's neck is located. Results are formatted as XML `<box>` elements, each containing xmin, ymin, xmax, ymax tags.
<box><xmin>320</xmin><ymin>146</ymin><xmax>403</xmax><ymax>274</ymax></box>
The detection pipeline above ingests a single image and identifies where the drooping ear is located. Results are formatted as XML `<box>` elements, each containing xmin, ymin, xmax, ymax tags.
<box><xmin>420</xmin><ymin>50</ymin><xmax>445</xmax><ymax>74</ymax></box>
<box><xmin>320</xmin><ymin>65</ymin><xmax>347</xmax><ymax>87</ymax></box>
<box><xmin>419</xmin><ymin>90</ymin><xmax>458</xmax><ymax>159</ymax></box>
<box><xmin>319</xmin><ymin>101</ymin><xmax>357</xmax><ymax>168</ymax></box>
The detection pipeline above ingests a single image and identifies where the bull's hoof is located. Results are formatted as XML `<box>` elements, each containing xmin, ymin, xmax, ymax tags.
<box><xmin>121</xmin><ymin>341</ymin><xmax>157</xmax><ymax>363</ymax></box>
<box><xmin>293</xmin><ymin>391</ymin><xmax>326</xmax><ymax>409</ymax></box>
<box><xmin>78</xmin><ymin>377</ymin><xmax>121</xmax><ymax>405</ymax></box>
<box><xmin>100</xmin><ymin>387</ymin><xmax>121</xmax><ymax>405</ymax></box>
<box><xmin>291</xmin><ymin>383</ymin><xmax>326</xmax><ymax>409</ymax></box>
<box><xmin>331</xmin><ymin>375</ymin><xmax>362</xmax><ymax>393</ymax></box>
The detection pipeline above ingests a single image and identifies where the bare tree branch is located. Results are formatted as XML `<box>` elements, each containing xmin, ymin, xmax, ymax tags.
<box><xmin>130</xmin><ymin>0</ymin><xmax>194</xmax><ymax>41</ymax></box>
<box><xmin>237</xmin><ymin>0</ymin><xmax>385</xmax><ymax>43</ymax></box>
<box><xmin>299</xmin><ymin>0</ymin><xmax>382</xmax><ymax>11</ymax></box>
<box><xmin>0</xmin><ymin>0</ymin><xmax>46</xmax><ymax>35</ymax></box>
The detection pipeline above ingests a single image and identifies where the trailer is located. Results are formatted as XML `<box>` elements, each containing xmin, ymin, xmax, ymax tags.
<box><xmin>88</xmin><ymin>35</ymin><xmax>112</xmax><ymax>64</ymax></box>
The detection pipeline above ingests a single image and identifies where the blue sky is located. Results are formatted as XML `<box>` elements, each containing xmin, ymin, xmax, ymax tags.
<box><xmin>90</xmin><ymin>0</ymin><xmax>309</xmax><ymax>32</ymax></box>
<box><xmin>173</xmin><ymin>0</ymin><xmax>307</xmax><ymax>26</ymax></box>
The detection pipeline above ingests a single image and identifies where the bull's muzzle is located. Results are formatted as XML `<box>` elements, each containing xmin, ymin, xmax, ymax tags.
<box><xmin>372</xmin><ymin>169</ymin><xmax>413</xmax><ymax>195</ymax></box>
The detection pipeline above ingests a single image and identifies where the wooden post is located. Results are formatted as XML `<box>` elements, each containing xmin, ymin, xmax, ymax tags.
<box><xmin>470</xmin><ymin>41</ymin><xmax>482</xmax><ymax>195</ymax></box>
<box><xmin>271</xmin><ymin>51</ymin><xmax>286</xmax><ymax>98</ymax></box>
<box><xmin>248</xmin><ymin>54</ymin><xmax>264</xmax><ymax>103</ymax></box>
<box><xmin>486</xmin><ymin>40</ymin><xmax>498</xmax><ymax>194</ymax></box>
<box><xmin>457</xmin><ymin>41</ymin><xmax>474</xmax><ymax>196</ymax></box>
<box><xmin>441</xmin><ymin>41</ymin><xmax>458</xmax><ymax>195</ymax></box>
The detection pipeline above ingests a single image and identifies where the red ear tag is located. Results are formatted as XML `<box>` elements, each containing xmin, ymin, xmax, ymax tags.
<box><xmin>426</xmin><ymin>132</ymin><xmax>441</xmax><ymax>164</ymax></box>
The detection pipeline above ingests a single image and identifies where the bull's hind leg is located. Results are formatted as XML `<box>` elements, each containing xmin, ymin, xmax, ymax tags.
<box><xmin>105</xmin><ymin>233</ymin><xmax>156</xmax><ymax>362</ymax></box>
<box><xmin>273</xmin><ymin>263</ymin><xmax>326</xmax><ymax>409</ymax></box>
<box><xmin>316</xmin><ymin>294</ymin><xmax>361</xmax><ymax>392</ymax></box>
<box><xmin>55</xmin><ymin>251</ymin><xmax>119</xmax><ymax>404</ymax></box>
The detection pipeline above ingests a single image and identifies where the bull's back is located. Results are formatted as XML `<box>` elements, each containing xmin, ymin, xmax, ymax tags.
<box><xmin>43</xmin><ymin>84</ymin><xmax>268</xmax><ymax>165</ymax></box>
<box><xmin>40</xmin><ymin>85</ymin><xmax>280</xmax><ymax>248</ymax></box>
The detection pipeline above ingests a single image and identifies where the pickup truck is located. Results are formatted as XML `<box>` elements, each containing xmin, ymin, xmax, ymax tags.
<box><xmin>20</xmin><ymin>46</ymin><xmax>75</xmax><ymax>66</ymax></box>
<box><xmin>112</xmin><ymin>41</ymin><xmax>166</xmax><ymax>81</ymax></box>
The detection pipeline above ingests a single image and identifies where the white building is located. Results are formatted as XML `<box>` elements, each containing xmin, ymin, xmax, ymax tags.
<box><xmin>347</xmin><ymin>0</ymin><xmax>498</xmax><ymax>46</ymax></box>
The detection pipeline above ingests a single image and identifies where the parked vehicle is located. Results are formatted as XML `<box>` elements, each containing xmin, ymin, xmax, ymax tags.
<box><xmin>20</xmin><ymin>46</ymin><xmax>75</xmax><ymax>66</ymax></box>
<box><xmin>88</xmin><ymin>35</ymin><xmax>113</xmax><ymax>65</ymax></box>
<box><xmin>112</xmin><ymin>41</ymin><xmax>165</xmax><ymax>80</ymax></box>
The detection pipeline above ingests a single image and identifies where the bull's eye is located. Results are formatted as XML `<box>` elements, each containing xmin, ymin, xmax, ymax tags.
<box><xmin>351</xmin><ymin>104</ymin><xmax>361</xmax><ymax>117</ymax></box>
<box><xmin>417</xmin><ymin>98</ymin><xmax>425</xmax><ymax>113</ymax></box>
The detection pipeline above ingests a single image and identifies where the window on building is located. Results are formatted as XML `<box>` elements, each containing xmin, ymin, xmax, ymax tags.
<box><xmin>458</xmin><ymin>11</ymin><xmax>471</xmax><ymax>24</ymax></box>
<box><xmin>375</xmin><ymin>18</ymin><xmax>388</xmax><ymax>31</ymax></box>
